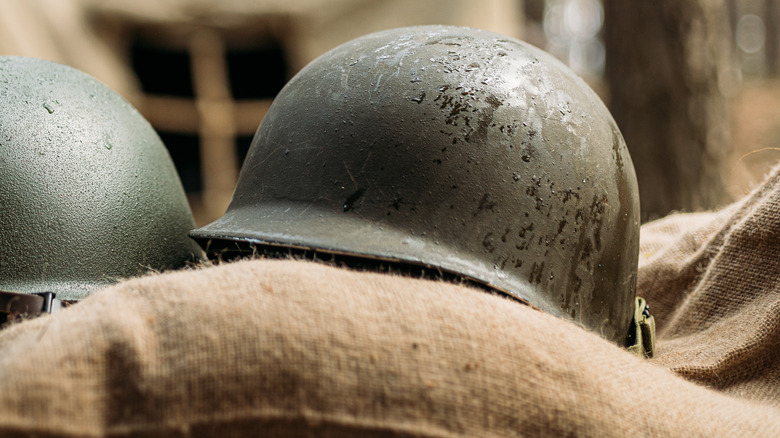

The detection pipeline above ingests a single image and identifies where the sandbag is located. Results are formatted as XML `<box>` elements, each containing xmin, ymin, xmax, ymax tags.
<box><xmin>4</xmin><ymin>168</ymin><xmax>780</xmax><ymax>436</ymax></box>
<box><xmin>639</xmin><ymin>170</ymin><xmax>780</xmax><ymax>407</ymax></box>
<box><xmin>0</xmin><ymin>255</ymin><xmax>777</xmax><ymax>436</ymax></box>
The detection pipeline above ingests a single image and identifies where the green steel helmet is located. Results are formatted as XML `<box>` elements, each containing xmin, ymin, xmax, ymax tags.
<box><xmin>0</xmin><ymin>56</ymin><xmax>204</xmax><ymax>308</ymax></box>
<box><xmin>191</xmin><ymin>26</ymin><xmax>641</xmax><ymax>344</ymax></box>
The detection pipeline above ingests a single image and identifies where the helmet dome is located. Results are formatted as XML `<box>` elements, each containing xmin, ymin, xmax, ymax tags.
<box><xmin>191</xmin><ymin>26</ymin><xmax>640</xmax><ymax>343</ymax></box>
<box><xmin>0</xmin><ymin>56</ymin><xmax>204</xmax><ymax>301</ymax></box>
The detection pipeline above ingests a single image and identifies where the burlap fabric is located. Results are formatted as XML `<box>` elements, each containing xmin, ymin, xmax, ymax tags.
<box><xmin>639</xmin><ymin>170</ymin><xmax>780</xmax><ymax>408</ymax></box>
<box><xmin>2</xmin><ymin>175</ymin><xmax>780</xmax><ymax>437</ymax></box>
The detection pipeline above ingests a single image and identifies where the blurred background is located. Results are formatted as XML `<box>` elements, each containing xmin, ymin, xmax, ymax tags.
<box><xmin>0</xmin><ymin>0</ymin><xmax>776</xmax><ymax>224</ymax></box>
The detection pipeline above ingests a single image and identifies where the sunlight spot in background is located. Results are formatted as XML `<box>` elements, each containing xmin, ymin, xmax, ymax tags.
<box><xmin>543</xmin><ymin>0</ymin><xmax>604</xmax><ymax>77</ymax></box>
<box><xmin>737</xmin><ymin>14</ymin><xmax>766</xmax><ymax>54</ymax></box>
<box><xmin>737</xmin><ymin>13</ymin><xmax>767</xmax><ymax>77</ymax></box>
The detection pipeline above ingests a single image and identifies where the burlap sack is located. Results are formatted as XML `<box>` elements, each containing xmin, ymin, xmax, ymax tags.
<box><xmin>2</xmin><ymin>170</ymin><xmax>780</xmax><ymax>436</ymax></box>
<box><xmin>639</xmin><ymin>170</ymin><xmax>780</xmax><ymax>408</ymax></box>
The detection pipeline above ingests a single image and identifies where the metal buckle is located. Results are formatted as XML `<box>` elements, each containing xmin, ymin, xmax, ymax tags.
<box><xmin>626</xmin><ymin>297</ymin><xmax>656</xmax><ymax>358</ymax></box>
<box><xmin>0</xmin><ymin>290</ymin><xmax>62</xmax><ymax>317</ymax></box>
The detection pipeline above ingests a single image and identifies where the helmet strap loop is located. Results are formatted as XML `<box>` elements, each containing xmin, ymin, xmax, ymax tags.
<box><xmin>626</xmin><ymin>297</ymin><xmax>656</xmax><ymax>358</ymax></box>
<box><xmin>0</xmin><ymin>291</ymin><xmax>61</xmax><ymax>327</ymax></box>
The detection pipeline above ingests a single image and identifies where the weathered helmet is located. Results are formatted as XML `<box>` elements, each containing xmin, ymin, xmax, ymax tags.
<box><xmin>0</xmin><ymin>56</ymin><xmax>204</xmax><ymax>307</ymax></box>
<box><xmin>191</xmin><ymin>26</ymin><xmax>640</xmax><ymax>344</ymax></box>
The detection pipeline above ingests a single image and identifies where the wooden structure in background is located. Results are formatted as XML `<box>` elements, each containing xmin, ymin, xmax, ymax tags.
<box><xmin>604</xmin><ymin>0</ymin><xmax>735</xmax><ymax>221</ymax></box>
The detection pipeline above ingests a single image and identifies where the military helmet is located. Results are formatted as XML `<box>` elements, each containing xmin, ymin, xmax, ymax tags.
<box><xmin>191</xmin><ymin>26</ymin><xmax>640</xmax><ymax>344</ymax></box>
<box><xmin>0</xmin><ymin>56</ymin><xmax>203</xmax><ymax>308</ymax></box>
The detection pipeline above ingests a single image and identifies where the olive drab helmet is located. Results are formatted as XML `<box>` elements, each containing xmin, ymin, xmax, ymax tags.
<box><xmin>0</xmin><ymin>56</ymin><xmax>203</xmax><ymax>314</ymax></box>
<box><xmin>191</xmin><ymin>26</ymin><xmax>643</xmax><ymax>345</ymax></box>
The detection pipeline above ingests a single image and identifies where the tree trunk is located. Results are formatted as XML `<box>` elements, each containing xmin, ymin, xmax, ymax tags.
<box><xmin>604</xmin><ymin>0</ymin><xmax>735</xmax><ymax>221</ymax></box>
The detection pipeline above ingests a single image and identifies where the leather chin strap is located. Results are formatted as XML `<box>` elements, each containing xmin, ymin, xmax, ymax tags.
<box><xmin>1</xmin><ymin>289</ymin><xmax>657</xmax><ymax>359</ymax></box>
<box><xmin>0</xmin><ymin>290</ymin><xmax>62</xmax><ymax>321</ymax></box>
<box><xmin>626</xmin><ymin>297</ymin><xmax>656</xmax><ymax>358</ymax></box>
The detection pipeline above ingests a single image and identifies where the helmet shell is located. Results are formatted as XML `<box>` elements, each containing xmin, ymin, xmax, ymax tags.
<box><xmin>0</xmin><ymin>56</ymin><xmax>204</xmax><ymax>300</ymax></box>
<box><xmin>191</xmin><ymin>26</ymin><xmax>640</xmax><ymax>343</ymax></box>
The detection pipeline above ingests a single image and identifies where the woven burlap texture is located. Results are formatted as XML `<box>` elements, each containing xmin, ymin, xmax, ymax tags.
<box><xmin>2</xmin><ymin>171</ymin><xmax>780</xmax><ymax>436</ymax></box>
<box><xmin>639</xmin><ymin>171</ymin><xmax>780</xmax><ymax>407</ymax></box>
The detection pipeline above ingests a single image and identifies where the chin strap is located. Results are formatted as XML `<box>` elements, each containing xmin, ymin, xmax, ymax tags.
<box><xmin>0</xmin><ymin>291</ymin><xmax>62</xmax><ymax>324</ymax></box>
<box><xmin>4</xmin><ymin>289</ymin><xmax>658</xmax><ymax>357</ymax></box>
<box><xmin>626</xmin><ymin>297</ymin><xmax>655</xmax><ymax>358</ymax></box>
